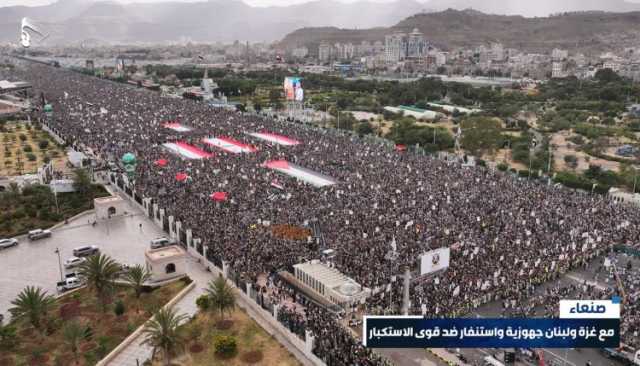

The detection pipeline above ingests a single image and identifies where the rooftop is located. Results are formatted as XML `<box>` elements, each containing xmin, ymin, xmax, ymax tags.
<box><xmin>145</xmin><ymin>245</ymin><xmax>186</xmax><ymax>262</ymax></box>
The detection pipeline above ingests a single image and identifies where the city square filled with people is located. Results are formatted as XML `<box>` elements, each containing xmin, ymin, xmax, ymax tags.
<box><xmin>4</xmin><ymin>61</ymin><xmax>640</xmax><ymax>364</ymax></box>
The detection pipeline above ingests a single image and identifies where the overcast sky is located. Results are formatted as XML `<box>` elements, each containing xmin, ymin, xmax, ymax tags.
<box><xmin>0</xmin><ymin>0</ymin><xmax>435</xmax><ymax>7</ymax></box>
<box><xmin>2</xmin><ymin>0</ymin><xmax>387</xmax><ymax>7</ymax></box>
<box><xmin>4</xmin><ymin>0</ymin><xmax>640</xmax><ymax>8</ymax></box>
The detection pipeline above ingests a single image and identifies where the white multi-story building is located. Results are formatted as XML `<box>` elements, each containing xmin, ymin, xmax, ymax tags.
<box><xmin>385</xmin><ymin>32</ymin><xmax>405</xmax><ymax>63</ymax></box>
<box><xmin>318</xmin><ymin>42</ymin><xmax>332</xmax><ymax>62</ymax></box>
<box><xmin>552</xmin><ymin>48</ymin><xmax>569</xmax><ymax>61</ymax></box>
<box><xmin>552</xmin><ymin>61</ymin><xmax>566</xmax><ymax>78</ymax></box>
<box><xmin>384</xmin><ymin>29</ymin><xmax>428</xmax><ymax>63</ymax></box>
<box><xmin>490</xmin><ymin>42</ymin><xmax>504</xmax><ymax>61</ymax></box>
<box><xmin>291</xmin><ymin>47</ymin><xmax>309</xmax><ymax>59</ymax></box>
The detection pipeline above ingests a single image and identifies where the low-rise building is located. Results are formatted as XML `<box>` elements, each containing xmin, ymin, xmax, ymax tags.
<box><xmin>294</xmin><ymin>260</ymin><xmax>370</xmax><ymax>307</ymax></box>
<box><xmin>145</xmin><ymin>245</ymin><xmax>187</xmax><ymax>283</ymax></box>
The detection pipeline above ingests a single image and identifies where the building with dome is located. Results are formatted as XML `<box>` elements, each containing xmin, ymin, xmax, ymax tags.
<box><xmin>293</xmin><ymin>260</ymin><xmax>371</xmax><ymax>307</ymax></box>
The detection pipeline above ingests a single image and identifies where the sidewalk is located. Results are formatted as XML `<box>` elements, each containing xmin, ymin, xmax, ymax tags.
<box><xmin>105</xmin><ymin>258</ymin><xmax>206</xmax><ymax>366</ymax></box>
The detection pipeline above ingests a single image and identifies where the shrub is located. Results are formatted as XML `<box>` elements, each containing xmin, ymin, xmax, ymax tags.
<box><xmin>23</xmin><ymin>145</ymin><xmax>32</xmax><ymax>153</ymax></box>
<box><xmin>43</xmin><ymin>156</ymin><xmax>51</xmax><ymax>164</ymax></box>
<box><xmin>38</xmin><ymin>140</ymin><xmax>49</xmax><ymax>150</ymax></box>
<box><xmin>213</xmin><ymin>335</ymin><xmax>237</xmax><ymax>357</ymax></box>
<box><xmin>19</xmin><ymin>133</ymin><xmax>27</xmax><ymax>142</ymax></box>
<box><xmin>27</xmin><ymin>153</ymin><xmax>37</xmax><ymax>162</ymax></box>
<box><xmin>195</xmin><ymin>294</ymin><xmax>210</xmax><ymax>311</ymax></box>
<box><xmin>114</xmin><ymin>300</ymin><xmax>125</xmax><ymax>317</ymax></box>
<box><xmin>564</xmin><ymin>155</ymin><xmax>578</xmax><ymax>168</ymax></box>
<box><xmin>497</xmin><ymin>163</ymin><xmax>509</xmax><ymax>171</ymax></box>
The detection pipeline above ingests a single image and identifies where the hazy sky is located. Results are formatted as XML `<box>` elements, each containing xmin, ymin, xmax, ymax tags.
<box><xmin>4</xmin><ymin>0</ymin><xmax>640</xmax><ymax>8</ymax></box>
<box><xmin>0</xmin><ymin>0</ymin><xmax>426</xmax><ymax>7</ymax></box>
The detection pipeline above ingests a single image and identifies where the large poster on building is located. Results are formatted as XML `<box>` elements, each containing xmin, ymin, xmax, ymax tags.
<box><xmin>420</xmin><ymin>247</ymin><xmax>450</xmax><ymax>275</ymax></box>
<box><xmin>284</xmin><ymin>77</ymin><xmax>303</xmax><ymax>101</ymax></box>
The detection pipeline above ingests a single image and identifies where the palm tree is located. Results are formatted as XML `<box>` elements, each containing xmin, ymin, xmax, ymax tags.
<box><xmin>78</xmin><ymin>254</ymin><xmax>121</xmax><ymax>311</ymax></box>
<box><xmin>63</xmin><ymin>320</ymin><xmax>88</xmax><ymax>364</ymax></box>
<box><xmin>123</xmin><ymin>264</ymin><xmax>152</xmax><ymax>299</ymax></box>
<box><xmin>206</xmin><ymin>275</ymin><xmax>235</xmax><ymax>321</ymax></box>
<box><xmin>141</xmin><ymin>307</ymin><xmax>188</xmax><ymax>366</ymax></box>
<box><xmin>9</xmin><ymin>286</ymin><xmax>56</xmax><ymax>331</ymax></box>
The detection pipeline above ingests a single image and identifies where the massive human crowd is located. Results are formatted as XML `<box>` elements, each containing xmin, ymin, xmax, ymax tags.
<box><xmin>5</xmin><ymin>62</ymin><xmax>640</xmax><ymax>362</ymax></box>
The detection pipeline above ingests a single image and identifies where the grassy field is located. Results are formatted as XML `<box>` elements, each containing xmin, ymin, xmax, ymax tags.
<box><xmin>0</xmin><ymin>121</ymin><xmax>67</xmax><ymax>176</ymax></box>
<box><xmin>150</xmin><ymin>308</ymin><xmax>301</xmax><ymax>366</ymax></box>
<box><xmin>0</xmin><ymin>280</ymin><xmax>189</xmax><ymax>366</ymax></box>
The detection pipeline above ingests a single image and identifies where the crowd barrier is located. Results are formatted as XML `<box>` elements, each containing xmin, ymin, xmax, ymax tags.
<box><xmin>107</xmin><ymin>171</ymin><xmax>325</xmax><ymax>365</ymax></box>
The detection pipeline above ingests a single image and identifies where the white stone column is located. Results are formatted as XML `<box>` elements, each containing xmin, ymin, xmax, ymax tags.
<box><xmin>186</xmin><ymin>229</ymin><xmax>193</xmax><ymax>250</ymax></box>
<box><xmin>159</xmin><ymin>209</ymin><xmax>165</xmax><ymax>228</ymax></box>
<box><xmin>168</xmin><ymin>216</ymin><xmax>175</xmax><ymax>239</ymax></box>
<box><xmin>304</xmin><ymin>330</ymin><xmax>315</xmax><ymax>354</ymax></box>
<box><xmin>246</xmin><ymin>282</ymin><xmax>252</xmax><ymax>298</ymax></box>
<box><xmin>222</xmin><ymin>261</ymin><xmax>229</xmax><ymax>278</ymax></box>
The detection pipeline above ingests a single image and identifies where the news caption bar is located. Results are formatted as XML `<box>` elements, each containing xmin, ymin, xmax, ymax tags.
<box><xmin>363</xmin><ymin>298</ymin><xmax>621</xmax><ymax>348</ymax></box>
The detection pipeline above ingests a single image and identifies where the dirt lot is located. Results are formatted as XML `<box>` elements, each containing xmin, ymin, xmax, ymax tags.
<box><xmin>551</xmin><ymin>131</ymin><xmax>621</xmax><ymax>173</ymax></box>
<box><xmin>0</xmin><ymin>121</ymin><xmax>67</xmax><ymax>176</ymax></box>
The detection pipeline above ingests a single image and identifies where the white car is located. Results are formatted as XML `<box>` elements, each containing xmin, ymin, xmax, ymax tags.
<box><xmin>0</xmin><ymin>238</ymin><xmax>19</xmax><ymax>250</ymax></box>
<box><xmin>64</xmin><ymin>256</ymin><xmax>87</xmax><ymax>269</ymax></box>
<box><xmin>72</xmin><ymin>245</ymin><xmax>100</xmax><ymax>257</ymax></box>
<box><xmin>56</xmin><ymin>277</ymin><xmax>83</xmax><ymax>292</ymax></box>
<box><xmin>27</xmin><ymin>229</ymin><xmax>52</xmax><ymax>241</ymax></box>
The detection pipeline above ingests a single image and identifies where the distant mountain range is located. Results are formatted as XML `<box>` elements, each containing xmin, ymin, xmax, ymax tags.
<box><xmin>426</xmin><ymin>0</ymin><xmax>640</xmax><ymax>17</ymax></box>
<box><xmin>3</xmin><ymin>0</ymin><xmax>640</xmax><ymax>47</ymax></box>
<box><xmin>0</xmin><ymin>0</ymin><xmax>429</xmax><ymax>45</ymax></box>
<box><xmin>280</xmin><ymin>9</ymin><xmax>640</xmax><ymax>54</ymax></box>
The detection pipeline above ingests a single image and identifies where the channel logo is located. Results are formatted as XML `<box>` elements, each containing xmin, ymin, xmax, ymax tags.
<box><xmin>559</xmin><ymin>298</ymin><xmax>621</xmax><ymax>319</ymax></box>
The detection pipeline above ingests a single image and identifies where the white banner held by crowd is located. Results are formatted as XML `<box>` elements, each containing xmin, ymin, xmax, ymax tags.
<box><xmin>420</xmin><ymin>247</ymin><xmax>450</xmax><ymax>275</ymax></box>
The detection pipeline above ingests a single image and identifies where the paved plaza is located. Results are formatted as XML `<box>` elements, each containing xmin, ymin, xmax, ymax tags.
<box><xmin>0</xmin><ymin>197</ymin><xmax>165</xmax><ymax>319</ymax></box>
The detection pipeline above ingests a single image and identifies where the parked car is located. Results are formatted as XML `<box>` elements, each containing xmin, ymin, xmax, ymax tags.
<box><xmin>64</xmin><ymin>256</ymin><xmax>87</xmax><ymax>269</ymax></box>
<box><xmin>56</xmin><ymin>276</ymin><xmax>83</xmax><ymax>292</ymax></box>
<box><xmin>27</xmin><ymin>229</ymin><xmax>52</xmax><ymax>241</ymax></box>
<box><xmin>150</xmin><ymin>237</ymin><xmax>174</xmax><ymax>249</ymax></box>
<box><xmin>0</xmin><ymin>238</ymin><xmax>19</xmax><ymax>250</ymax></box>
<box><xmin>72</xmin><ymin>245</ymin><xmax>100</xmax><ymax>257</ymax></box>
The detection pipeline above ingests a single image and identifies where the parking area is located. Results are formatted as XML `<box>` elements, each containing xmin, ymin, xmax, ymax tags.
<box><xmin>0</xmin><ymin>197</ymin><xmax>165</xmax><ymax>319</ymax></box>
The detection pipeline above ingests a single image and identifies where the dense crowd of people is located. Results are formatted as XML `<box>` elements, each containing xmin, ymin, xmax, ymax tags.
<box><xmin>5</xmin><ymin>61</ymin><xmax>640</xmax><ymax>362</ymax></box>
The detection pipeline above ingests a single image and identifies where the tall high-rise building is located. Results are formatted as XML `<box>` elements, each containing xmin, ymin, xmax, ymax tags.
<box><xmin>385</xmin><ymin>29</ymin><xmax>428</xmax><ymax>63</ymax></box>
<box><xmin>385</xmin><ymin>32</ymin><xmax>405</xmax><ymax>63</ymax></box>
<box><xmin>318</xmin><ymin>42</ymin><xmax>332</xmax><ymax>62</ymax></box>
<box><xmin>407</xmin><ymin>28</ymin><xmax>428</xmax><ymax>58</ymax></box>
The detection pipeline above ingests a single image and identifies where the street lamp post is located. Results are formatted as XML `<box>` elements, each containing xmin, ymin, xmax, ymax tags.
<box><xmin>54</xmin><ymin>247</ymin><xmax>63</xmax><ymax>281</ymax></box>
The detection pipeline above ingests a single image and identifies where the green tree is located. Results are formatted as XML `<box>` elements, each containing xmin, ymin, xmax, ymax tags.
<box><xmin>206</xmin><ymin>275</ymin><xmax>236</xmax><ymax>320</ymax></box>
<box><xmin>72</xmin><ymin>168</ymin><xmax>92</xmax><ymax>197</ymax></box>
<box><xmin>9</xmin><ymin>286</ymin><xmax>56</xmax><ymax>331</ymax></box>
<box><xmin>123</xmin><ymin>264</ymin><xmax>152</xmax><ymax>299</ymax></box>
<box><xmin>195</xmin><ymin>294</ymin><xmax>210</xmax><ymax>312</ymax></box>
<box><xmin>63</xmin><ymin>320</ymin><xmax>89</xmax><ymax>364</ymax></box>
<box><xmin>0</xmin><ymin>323</ymin><xmax>18</xmax><ymax>350</ymax></box>
<box><xmin>141</xmin><ymin>307</ymin><xmax>188</xmax><ymax>366</ymax></box>
<box><xmin>114</xmin><ymin>300</ymin><xmax>126</xmax><ymax>316</ymax></box>
<box><xmin>213</xmin><ymin>334</ymin><xmax>237</xmax><ymax>357</ymax></box>
<box><xmin>268</xmin><ymin>89</ymin><xmax>281</xmax><ymax>106</ymax></box>
<box><xmin>460</xmin><ymin>117</ymin><xmax>504</xmax><ymax>156</ymax></box>
<box><xmin>78</xmin><ymin>254</ymin><xmax>122</xmax><ymax>311</ymax></box>
<box><xmin>355</xmin><ymin>122</ymin><xmax>374</xmax><ymax>136</ymax></box>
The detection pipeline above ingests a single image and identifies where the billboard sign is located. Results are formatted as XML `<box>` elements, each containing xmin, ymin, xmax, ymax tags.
<box><xmin>420</xmin><ymin>247</ymin><xmax>450</xmax><ymax>275</ymax></box>
<box><xmin>284</xmin><ymin>77</ymin><xmax>303</xmax><ymax>102</ymax></box>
